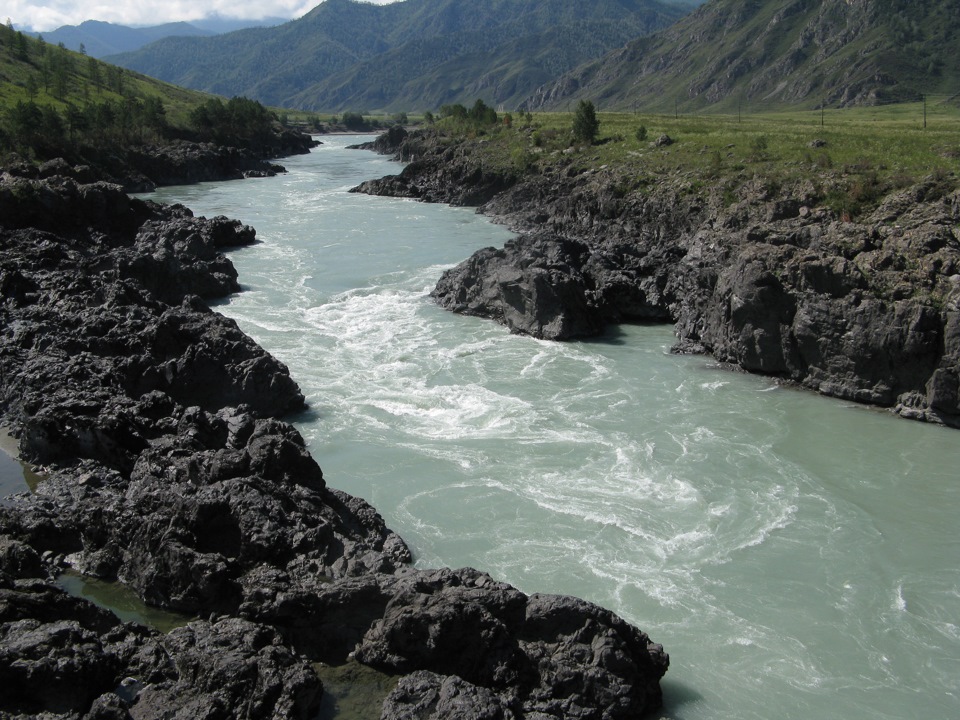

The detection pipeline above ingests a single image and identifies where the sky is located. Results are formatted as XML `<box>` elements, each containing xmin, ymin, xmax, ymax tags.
<box><xmin>8</xmin><ymin>0</ymin><xmax>399</xmax><ymax>32</ymax></box>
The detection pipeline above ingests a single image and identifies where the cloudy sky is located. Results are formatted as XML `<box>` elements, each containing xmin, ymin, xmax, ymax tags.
<box><xmin>9</xmin><ymin>0</ymin><xmax>399</xmax><ymax>32</ymax></box>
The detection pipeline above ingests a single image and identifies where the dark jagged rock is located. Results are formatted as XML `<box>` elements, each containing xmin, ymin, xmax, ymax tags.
<box><xmin>128</xmin><ymin>617</ymin><xmax>322</xmax><ymax>720</ymax></box>
<box><xmin>3</xmin><ymin>126</ymin><xmax>318</xmax><ymax>194</ymax></box>
<box><xmin>355</xmin><ymin>128</ymin><xmax>960</xmax><ymax>428</ymax></box>
<box><xmin>353</xmin><ymin>568</ymin><xmax>667</xmax><ymax>719</ymax></box>
<box><xmin>381</xmin><ymin>671</ymin><xmax>515</xmax><ymax>720</ymax></box>
<box><xmin>0</xmin><ymin>168</ymin><xmax>669</xmax><ymax>718</ymax></box>
<box><xmin>347</xmin><ymin>125</ymin><xmax>409</xmax><ymax>155</ymax></box>
<box><xmin>243</xmin><ymin>567</ymin><xmax>668</xmax><ymax>720</ymax></box>
<box><xmin>0</xmin><ymin>170</ymin><xmax>395</xmax><ymax>715</ymax></box>
<box><xmin>0</xmin><ymin>174</ymin><xmax>304</xmax><ymax>443</ymax></box>
<box><xmin>0</xmin><ymin>407</ymin><xmax>409</xmax><ymax>615</ymax></box>
<box><xmin>0</xmin><ymin>575</ymin><xmax>322</xmax><ymax>719</ymax></box>
<box><xmin>0</xmin><ymin>537</ymin><xmax>47</xmax><ymax>580</ymax></box>
<box><xmin>432</xmin><ymin>236</ymin><xmax>609</xmax><ymax>339</ymax></box>
<box><xmin>123</xmin><ymin>142</ymin><xmax>288</xmax><ymax>190</ymax></box>
<box><xmin>352</xmin><ymin>131</ymin><xmax>520</xmax><ymax>207</ymax></box>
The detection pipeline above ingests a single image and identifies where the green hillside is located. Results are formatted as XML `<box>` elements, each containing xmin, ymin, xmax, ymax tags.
<box><xmin>0</xmin><ymin>25</ymin><xmax>289</xmax><ymax>165</ymax></box>
<box><xmin>523</xmin><ymin>0</ymin><xmax>960</xmax><ymax>113</ymax></box>
<box><xmin>107</xmin><ymin>0</ymin><xmax>688</xmax><ymax>112</ymax></box>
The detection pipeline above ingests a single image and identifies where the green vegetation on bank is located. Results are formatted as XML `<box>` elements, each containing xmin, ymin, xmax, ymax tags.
<box><xmin>428</xmin><ymin>101</ymin><xmax>960</xmax><ymax>219</ymax></box>
<box><xmin>0</xmin><ymin>25</ymin><xmax>289</xmax><ymax>165</ymax></box>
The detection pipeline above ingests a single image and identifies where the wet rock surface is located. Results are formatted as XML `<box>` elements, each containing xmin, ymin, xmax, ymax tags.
<box><xmin>0</xmin><ymin>169</ymin><xmax>669</xmax><ymax>717</ymax></box>
<box><xmin>356</xmin><ymin>129</ymin><xmax>960</xmax><ymax>428</ymax></box>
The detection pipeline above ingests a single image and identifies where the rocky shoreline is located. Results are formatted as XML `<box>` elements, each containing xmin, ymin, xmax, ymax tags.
<box><xmin>352</xmin><ymin>128</ymin><xmax>960</xmax><ymax>429</ymax></box>
<box><xmin>4</xmin><ymin>125</ymin><xmax>319</xmax><ymax>195</ymax></box>
<box><xmin>0</xmin><ymin>152</ymin><xmax>669</xmax><ymax>717</ymax></box>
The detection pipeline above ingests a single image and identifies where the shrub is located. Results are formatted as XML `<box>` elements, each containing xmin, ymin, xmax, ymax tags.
<box><xmin>749</xmin><ymin>135</ymin><xmax>769</xmax><ymax>161</ymax></box>
<box><xmin>341</xmin><ymin>112</ymin><xmax>367</xmax><ymax>130</ymax></box>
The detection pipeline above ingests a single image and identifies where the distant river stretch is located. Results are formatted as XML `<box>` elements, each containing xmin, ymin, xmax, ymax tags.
<box><xmin>142</xmin><ymin>135</ymin><xmax>960</xmax><ymax>720</ymax></box>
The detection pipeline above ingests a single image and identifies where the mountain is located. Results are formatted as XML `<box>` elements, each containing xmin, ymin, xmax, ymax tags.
<box><xmin>523</xmin><ymin>0</ymin><xmax>960</xmax><ymax>112</ymax></box>
<box><xmin>29</xmin><ymin>21</ymin><xmax>214</xmax><ymax>58</ymax></box>
<box><xmin>29</xmin><ymin>18</ymin><xmax>286</xmax><ymax>59</ymax></box>
<box><xmin>188</xmin><ymin>15</ymin><xmax>290</xmax><ymax>34</ymax></box>
<box><xmin>106</xmin><ymin>0</ymin><xmax>691</xmax><ymax>112</ymax></box>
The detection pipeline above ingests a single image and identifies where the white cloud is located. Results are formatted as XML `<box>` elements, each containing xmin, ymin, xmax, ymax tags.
<box><xmin>8</xmin><ymin>0</ymin><xmax>400</xmax><ymax>32</ymax></box>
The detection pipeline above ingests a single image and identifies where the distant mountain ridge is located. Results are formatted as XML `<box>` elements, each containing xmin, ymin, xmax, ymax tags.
<box><xmin>28</xmin><ymin>18</ymin><xmax>287</xmax><ymax>59</ymax></box>
<box><xmin>523</xmin><ymin>0</ymin><xmax>960</xmax><ymax>112</ymax></box>
<box><xmin>107</xmin><ymin>0</ymin><xmax>693</xmax><ymax>112</ymax></box>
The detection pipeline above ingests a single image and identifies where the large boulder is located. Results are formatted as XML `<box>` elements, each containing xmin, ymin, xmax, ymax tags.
<box><xmin>0</xmin><ymin>578</ymin><xmax>322</xmax><ymax>720</ymax></box>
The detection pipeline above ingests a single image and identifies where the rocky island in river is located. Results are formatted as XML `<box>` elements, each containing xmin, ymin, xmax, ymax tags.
<box><xmin>0</xmin><ymin>148</ymin><xmax>669</xmax><ymax>718</ymax></box>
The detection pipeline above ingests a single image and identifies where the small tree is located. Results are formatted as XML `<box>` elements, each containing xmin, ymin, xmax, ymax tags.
<box><xmin>88</xmin><ymin>56</ymin><xmax>102</xmax><ymax>93</ymax></box>
<box><xmin>440</xmin><ymin>103</ymin><xmax>467</xmax><ymax>120</ymax></box>
<box><xmin>468</xmin><ymin>99</ymin><xmax>497</xmax><ymax>125</ymax></box>
<box><xmin>572</xmin><ymin>100</ymin><xmax>599</xmax><ymax>145</ymax></box>
<box><xmin>15</xmin><ymin>30</ymin><xmax>28</xmax><ymax>60</ymax></box>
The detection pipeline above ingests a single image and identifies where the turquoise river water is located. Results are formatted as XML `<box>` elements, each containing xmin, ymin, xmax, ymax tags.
<box><xmin>6</xmin><ymin>135</ymin><xmax>957</xmax><ymax>719</ymax></box>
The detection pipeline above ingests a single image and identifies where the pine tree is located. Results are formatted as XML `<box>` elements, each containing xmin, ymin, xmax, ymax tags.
<box><xmin>572</xmin><ymin>100</ymin><xmax>599</xmax><ymax>145</ymax></box>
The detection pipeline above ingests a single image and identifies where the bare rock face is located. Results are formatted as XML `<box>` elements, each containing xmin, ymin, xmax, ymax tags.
<box><xmin>382</xmin><ymin>671</ymin><xmax>516</xmax><ymax>720</ymax></box>
<box><xmin>128</xmin><ymin>617</ymin><xmax>322</xmax><ymax>720</ymax></box>
<box><xmin>355</xmin><ymin>570</ymin><xmax>668</xmax><ymax>720</ymax></box>
<box><xmin>242</xmin><ymin>567</ymin><xmax>668</xmax><ymax>720</ymax></box>
<box><xmin>0</xmin><ymin>576</ymin><xmax>322</xmax><ymax>719</ymax></box>
<box><xmin>0</xmin><ymin>174</ymin><xmax>305</xmax><ymax>450</ymax></box>
<box><xmin>432</xmin><ymin>237</ymin><xmax>607</xmax><ymax>339</ymax></box>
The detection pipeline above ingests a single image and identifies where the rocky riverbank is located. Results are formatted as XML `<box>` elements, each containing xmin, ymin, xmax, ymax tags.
<box><xmin>4</xmin><ymin>125</ymin><xmax>319</xmax><ymax>194</ymax></box>
<box><xmin>352</xmin><ymin>128</ymin><xmax>960</xmax><ymax>429</ymax></box>
<box><xmin>0</xmin><ymin>164</ymin><xmax>668</xmax><ymax>717</ymax></box>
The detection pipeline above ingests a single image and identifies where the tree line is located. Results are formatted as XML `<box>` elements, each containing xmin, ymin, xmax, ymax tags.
<box><xmin>0</xmin><ymin>24</ymin><xmax>285</xmax><ymax>163</ymax></box>
<box><xmin>2</xmin><ymin>94</ymin><xmax>284</xmax><ymax>162</ymax></box>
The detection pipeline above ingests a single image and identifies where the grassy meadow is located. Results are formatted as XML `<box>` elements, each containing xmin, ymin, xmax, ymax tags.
<box><xmin>442</xmin><ymin>101</ymin><xmax>960</xmax><ymax>218</ymax></box>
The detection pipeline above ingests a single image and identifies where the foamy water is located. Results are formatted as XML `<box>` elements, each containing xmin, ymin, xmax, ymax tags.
<box><xmin>142</xmin><ymin>136</ymin><xmax>960</xmax><ymax>720</ymax></box>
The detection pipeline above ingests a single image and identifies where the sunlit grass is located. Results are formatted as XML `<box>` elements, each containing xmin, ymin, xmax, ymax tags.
<box><xmin>455</xmin><ymin>104</ymin><xmax>959</xmax><ymax>217</ymax></box>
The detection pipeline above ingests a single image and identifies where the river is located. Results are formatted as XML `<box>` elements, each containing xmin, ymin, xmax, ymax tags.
<box><xmin>129</xmin><ymin>135</ymin><xmax>960</xmax><ymax>719</ymax></box>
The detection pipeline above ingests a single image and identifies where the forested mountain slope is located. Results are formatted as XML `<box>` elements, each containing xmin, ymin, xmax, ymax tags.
<box><xmin>107</xmin><ymin>0</ymin><xmax>690</xmax><ymax>111</ymax></box>
<box><xmin>523</xmin><ymin>0</ymin><xmax>960</xmax><ymax>112</ymax></box>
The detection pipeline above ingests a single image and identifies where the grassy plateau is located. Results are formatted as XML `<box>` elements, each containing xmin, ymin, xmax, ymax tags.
<box><xmin>437</xmin><ymin>102</ymin><xmax>960</xmax><ymax>219</ymax></box>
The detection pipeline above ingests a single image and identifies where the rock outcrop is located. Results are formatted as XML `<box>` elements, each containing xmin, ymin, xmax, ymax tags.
<box><xmin>0</xmin><ymin>571</ymin><xmax>324</xmax><ymax>719</ymax></box>
<box><xmin>354</xmin><ymin>129</ymin><xmax>960</xmax><ymax>428</ymax></box>
<box><xmin>5</xmin><ymin>128</ymin><xmax>319</xmax><ymax>193</ymax></box>
<box><xmin>0</xmin><ymin>169</ymin><xmax>668</xmax><ymax>718</ymax></box>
